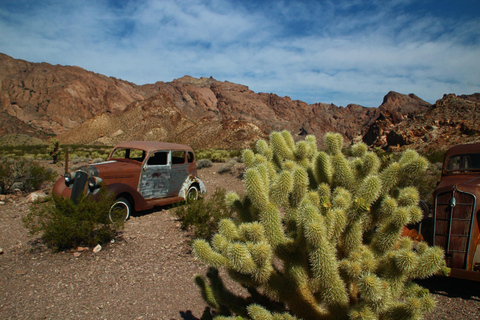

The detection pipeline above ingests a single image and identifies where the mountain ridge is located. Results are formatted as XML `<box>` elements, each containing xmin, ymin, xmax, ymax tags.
<box><xmin>1</xmin><ymin>53</ymin><xmax>478</xmax><ymax>151</ymax></box>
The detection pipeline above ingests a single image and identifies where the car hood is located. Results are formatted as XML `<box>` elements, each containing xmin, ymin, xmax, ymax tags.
<box><xmin>82</xmin><ymin>160</ymin><xmax>142</xmax><ymax>178</ymax></box>
<box><xmin>435</xmin><ymin>174</ymin><xmax>480</xmax><ymax>194</ymax></box>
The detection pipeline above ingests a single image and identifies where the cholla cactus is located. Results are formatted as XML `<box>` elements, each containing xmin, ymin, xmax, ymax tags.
<box><xmin>193</xmin><ymin>131</ymin><xmax>444</xmax><ymax>320</ymax></box>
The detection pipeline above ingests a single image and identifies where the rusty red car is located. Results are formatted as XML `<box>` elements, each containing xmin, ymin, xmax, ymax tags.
<box><xmin>428</xmin><ymin>142</ymin><xmax>480</xmax><ymax>281</ymax></box>
<box><xmin>52</xmin><ymin>141</ymin><xmax>206</xmax><ymax>222</ymax></box>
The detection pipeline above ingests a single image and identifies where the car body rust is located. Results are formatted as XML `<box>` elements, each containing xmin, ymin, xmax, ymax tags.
<box><xmin>52</xmin><ymin>141</ymin><xmax>206</xmax><ymax>215</ymax></box>
<box><xmin>425</xmin><ymin>142</ymin><xmax>480</xmax><ymax>281</ymax></box>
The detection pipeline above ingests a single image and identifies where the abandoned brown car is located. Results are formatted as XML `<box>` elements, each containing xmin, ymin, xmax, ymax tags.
<box><xmin>52</xmin><ymin>141</ymin><xmax>206</xmax><ymax>222</ymax></box>
<box><xmin>429</xmin><ymin>142</ymin><xmax>480</xmax><ymax>281</ymax></box>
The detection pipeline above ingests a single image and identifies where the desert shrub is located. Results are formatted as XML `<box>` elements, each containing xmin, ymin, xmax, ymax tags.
<box><xmin>174</xmin><ymin>187</ymin><xmax>234</xmax><ymax>242</ymax></box>
<box><xmin>218</xmin><ymin>159</ymin><xmax>238</xmax><ymax>174</ymax></box>
<box><xmin>196</xmin><ymin>149</ymin><xmax>243</xmax><ymax>162</ymax></box>
<box><xmin>0</xmin><ymin>157</ymin><xmax>57</xmax><ymax>194</ymax></box>
<box><xmin>197</xmin><ymin>159</ymin><xmax>213</xmax><ymax>169</ymax></box>
<box><xmin>193</xmin><ymin>131</ymin><xmax>445</xmax><ymax>320</ymax></box>
<box><xmin>47</xmin><ymin>139</ymin><xmax>60</xmax><ymax>163</ymax></box>
<box><xmin>23</xmin><ymin>188</ymin><xmax>122</xmax><ymax>251</ymax></box>
<box><xmin>424</xmin><ymin>149</ymin><xmax>446</xmax><ymax>164</ymax></box>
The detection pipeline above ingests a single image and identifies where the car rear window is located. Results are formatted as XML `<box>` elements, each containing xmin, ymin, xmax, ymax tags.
<box><xmin>172</xmin><ymin>151</ymin><xmax>185</xmax><ymax>164</ymax></box>
<box><xmin>446</xmin><ymin>153</ymin><xmax>480</xmax><ymax>172</ymax></box>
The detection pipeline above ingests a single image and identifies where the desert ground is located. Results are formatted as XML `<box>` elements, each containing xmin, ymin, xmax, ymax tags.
<box><xmin>0</xmin><ymin>162</ymin><xmax>479</xmax><ymax>319</ymax></box>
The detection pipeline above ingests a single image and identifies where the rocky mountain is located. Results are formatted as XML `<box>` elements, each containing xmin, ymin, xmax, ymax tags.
<box><xmin>363</xmin><ymin>93</ymin><xmax>480</xmax><ymax>152</ymax></box>
<box><xmin>1</xmin><ymin>53</ymin><xmax>478</xmax><ymax>151</ymax></box>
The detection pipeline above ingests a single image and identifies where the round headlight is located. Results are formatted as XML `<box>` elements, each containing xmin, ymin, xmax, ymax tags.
<box><xmin>64</xmin><ymin>172</ymin><xmax>72</xmax><ymax>183</ymax></box>
<box><xmin>87</xmin><ymin>176</ymin><xmax>102</xmax><ymax>189</ymax></box>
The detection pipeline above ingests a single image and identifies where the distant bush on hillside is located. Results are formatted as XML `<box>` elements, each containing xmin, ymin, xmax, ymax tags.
<box><xmin>196</xmin><ymin>159</ymin><xmax>213</xmax><ymax>169</ymax></box>
<box><xmin>0</xmin><ymin>157</ymin><xmax>56</xmax><ymax>194</ymax></box>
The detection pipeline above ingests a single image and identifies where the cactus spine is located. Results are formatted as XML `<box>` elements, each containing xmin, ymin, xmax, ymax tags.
<box><xmin>193</xmin><ymin>131</ymin><xmax>444</xmax><ymax>320</ymax></box>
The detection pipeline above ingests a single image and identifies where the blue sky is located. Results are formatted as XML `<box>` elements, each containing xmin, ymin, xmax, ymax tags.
<box><xmin>0</xmin><ymin>0</ymin><xmax>479</xmax><ymax>107</ymax></box>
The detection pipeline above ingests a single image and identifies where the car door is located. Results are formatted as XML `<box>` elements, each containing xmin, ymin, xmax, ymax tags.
<box><xmin>168</xmin><ymin>150</ymin><xmax>189</xmax><ymax>197</ymax></box>
<box><xmin>139</xmin><ymin>150</ymin><xmax>171</xmax><ymax>199</ymax></box>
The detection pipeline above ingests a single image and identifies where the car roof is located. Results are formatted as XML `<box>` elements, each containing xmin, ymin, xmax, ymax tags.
<box><xmin>113</xmin><ymin>141</ymin><xmax>194</xmax><ymax>153</ymax></box>
<box><xmin>445</xmin><ymin>143</ymin><xmax>480</xmax><ymax>159</ymax></box>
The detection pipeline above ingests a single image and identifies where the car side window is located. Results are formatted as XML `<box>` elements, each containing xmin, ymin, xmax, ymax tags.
<box><xmin>147</xmin><ymin>151</ymin><xmax>168</xmax><ymax>166</ymax></box>
<box><xmin>172</xmin><ymin>151</ymin><xmax>185</xmax><ymax>165</ymax></box>
<box><xmin>187</xmin><ymin>151</ymin><xmax>194</xmax><ymax>163</ymax></box>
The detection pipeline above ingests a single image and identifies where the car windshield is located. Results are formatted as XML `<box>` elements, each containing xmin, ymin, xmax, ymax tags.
<box><xmin>445</xmin><ymin>153</ymin><xmax>480</xmax><ymax>173</ymax></box>
<box><xmin>110</xmin><ymin>148</ymin><xmax>146</xmax><ymax>162</ymax></box>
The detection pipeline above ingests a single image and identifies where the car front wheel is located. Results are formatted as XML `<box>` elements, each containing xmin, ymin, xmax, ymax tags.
<box><xmin>186</xmin><ymin>186</ymin><xmax>199</xmax><ymax>203</ymax></box>
<box><xmin>109</xmin><ymin>197</ymin><xmax>131</xmax><ymax>223</ymax></box>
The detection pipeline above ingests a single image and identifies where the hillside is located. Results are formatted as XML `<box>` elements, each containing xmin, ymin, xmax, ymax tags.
<box><xmin>1</xmin><ymin>53</ymin><xmax>478</xmax><ymax>151</ymax></box>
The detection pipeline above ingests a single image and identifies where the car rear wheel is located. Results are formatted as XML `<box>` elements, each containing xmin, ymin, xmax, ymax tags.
<box><xmin>186</xmin><ymin>185</ymin><xmax>199</xmax><ymax>203</ymax></box>
<box><xmin>109</xmin><ymin>197</ymin><xmax>131</xmax><ymax>223</ymax></box>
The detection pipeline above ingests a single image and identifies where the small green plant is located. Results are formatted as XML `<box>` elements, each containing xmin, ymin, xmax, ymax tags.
<box><xmin>174</xmin><ymin>187</ymin><xmax>234</xmax><ymax>242</ymax></box>
<box><xmin>0</xmin><ymin>157</ymin><xmax>56</xmax><ymax>194</ymax></box>
<box><xmin>218</xmin><ymin>159</ymin><xmax>238</xmax><ymax>174</ymax></box>
<box><xmin>197</xmin><ymin>159</ymin><xmax>214</xmax><ymax>169</ymax></box>
<box><xmin>23</xmin><ymin>188</ymin><xmax>123</xmax><ymax>251</ymax></box>
<box><xmin>47</xmin><ymin>139</ymin><xmax>60</xmax><ymax>164</ymax></box>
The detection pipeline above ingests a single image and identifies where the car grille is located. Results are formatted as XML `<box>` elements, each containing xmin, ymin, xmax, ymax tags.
<box><xmin>71</xmin><ymin>171</ymin><xmax>88</xmax><ymax>204</ymax></box>
<box><xmin>434</xmin><ymin>188</ymin><xmax>476</xmax><ymax>269</ymax></box>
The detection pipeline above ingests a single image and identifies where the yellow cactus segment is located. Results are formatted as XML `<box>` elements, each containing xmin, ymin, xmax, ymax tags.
<box><xmin>218</xmin><ymin>219</ymin><xmax>240</xmax><ymax>241</ymax></box>
<box><xmin>243</xmin><ymin>149</ymin><xmax>255</xmax><ymax>168</ymax></box>
<box><xmin>380</xmin><ymin>162</ymin><xmax>401</xmax><ymax>194</ymax></box>
<box><xmin>245</xmin><ymin>168</ymin><xmax>269</xmax><ymax>211</ymax></box>
<box><xmin>271</xmin><ymin>131</ymin><xmax>294</xmax><ymax>161</ymax></box>
<box><xmin>291</xmin><ymin>166</ymin><xmax>309</xmax><ymax>207</ymax></box>
<box><xmin>256</xmin><ymin>163</ymin><xmax>270</xmax><ymax>190</ymax></box>
<box><xmin>212</xmin><ymin>234</ymin><xmax>229</xmax><ymax>254</ymax></box>
<box><xmin>295</xmin><ymin>140</ymin><xmax>308</xmax><ymax>160</ymax></box>
<box><xmin>260</xmin><ymin>202</ymin><xmax>286</xmax><ymax>247</ymax></box>
<box><xmin>355</xmin><ymin>175</ymin><xmax>381</xmax><ymax>206</ymax></box>
<box><xmin>228</xmin><ymin>243</ymin><xmax>256</xmax><ymax>274</ymax></box>
<box><xmin>328</xmin><ymin>208</ymin><xmax>347</xmax><ymax>242</ymax></box>
<box><xmin>271</xmin><ymin>170</ymin><xmax>294</xmax><ymax>206</ymax></box>
<box><xmin>331</xmin><ymin>153</ymin><xmax>354</xmax><ymax>189</ymax></box>
<box><xmin>351</xmin><ymin>142</ymin><xmax>368</xmax><ymax>157</ymax></box>
<box><xmin>361</xmin><ymin>152</ymin><xmax>381</xmax><ymax>178</ymax></box>
<box><xmin>249</xmin><ymin>241</ymin><xmax>272</xmax><ymax>268</ymax></box>
<box><xmin>332</xmin><ymin>187</ymin><xmax>352</xmax><ymax>210</ymax></box>
<box><xmin>225</xmin><ymin>191</ymin><xmax>241</xmax><ymax>208</ymax></box>
<box><xmin>390</xmin><ymin>207</ymin><xmax>411</xmax><ymax>227</ymax></box>
<box><xmin>349</xmin><ymin>304</ymin><xmax>376</xmax><ymax>320</ymax></box>
<box><xmin>378</xmin><ymin>196</ymin><xmax>398</xmax><ymax>221</ymax></box>
<box><xmin>248</xmin><ymin>304</ymin><xmax>274</xmax><ymax>320</ymax></box>
<box><xmin>193</xmin><ymin>239</ymin><xmax>229</xmax><ymax>268</ymax></box>
<box><xmin>407</xmin><ymin>206</ymin><xmax>423</xmax><ymax>224</ymax></box>
<box><xmin>256</xmin><ymin>139</ymin><xmax>272</xmax><ymax>160</ymax></box>
<box><xmin>239</xmin><ymin>222</ymin><xmax>266</xmax><ymax>243</ymax></box>
<box><xmin>324</xmin><ymin>132</ymin><xmax>343</xmax><ymax>155</ymax></box>
<box><xmin>397</xmin><ymin>187</ymin><xmax>420</xmax><ymax>207</ymax></box>
<box><xmin>411</xmin><ymin>246</ymin><xmax>445</xmax><ymax>279</ymax></box>
<box><xmin>394</xmin><ymin>249</ymin><xmax>418</xmax><ymax>273</ymax></box>
<box><xmin>401</xmin><ymin>156</ymin><xmax>428</xmax><ymax>176</ymax></box>
<box><xmin>281</xmin><ymin>130</ymin><xmax>295</xmax><ymax>151</ymax></box>
<box><xmin>357</xmin><ymin>273</ymin><xmax>383</xmax><ymax>304</ymax></box>
<box><xmin>315</xmin><ymin>151</ymin><xmax>333</xmax><ymax>185</ymax></box>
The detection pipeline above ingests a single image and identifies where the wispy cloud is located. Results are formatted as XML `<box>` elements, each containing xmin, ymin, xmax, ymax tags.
<box><xmin>0</xmin><ymin>0</ymin><xmax>478</xmax><ymax>107</ymax></box>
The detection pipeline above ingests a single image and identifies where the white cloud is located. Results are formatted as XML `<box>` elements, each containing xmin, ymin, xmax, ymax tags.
<box><xmin>0</xmin><ymin>0</ymin><xmax>478</xmax><ymax>107</ymax></box>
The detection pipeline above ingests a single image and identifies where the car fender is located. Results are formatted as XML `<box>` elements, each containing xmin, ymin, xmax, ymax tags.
<box><xmin>104</xmin><ymin>183</ymin><xmax>149</xmax><ymax>211</ymax></box>
<box><xmin>178</xmin><ymin>175</ymin><xmax>206</xmax><ymax>199</ymax></box>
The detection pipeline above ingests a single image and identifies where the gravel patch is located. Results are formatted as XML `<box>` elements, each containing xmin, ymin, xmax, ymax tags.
<box><xmin>1</xmin><ymin>162</ymin><xmax>479</xmax><ymax>319</ymax></box>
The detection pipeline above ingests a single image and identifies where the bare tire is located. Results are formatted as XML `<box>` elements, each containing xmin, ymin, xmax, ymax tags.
<box><xmin>186</xmin><ymin>186</ymin><xmax>199</xmax><ymax>203</ymax></box>
<box><xmin>109</xmin><ymin>197</ymin><xmax>131</xmax><ymax>222</ymax></box>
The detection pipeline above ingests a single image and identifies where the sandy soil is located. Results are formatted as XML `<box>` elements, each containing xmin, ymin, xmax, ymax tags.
<box><xmin>0</xmin><ymin>162</ymin><xmax>479</xmax><ymax>319</ymax></box>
